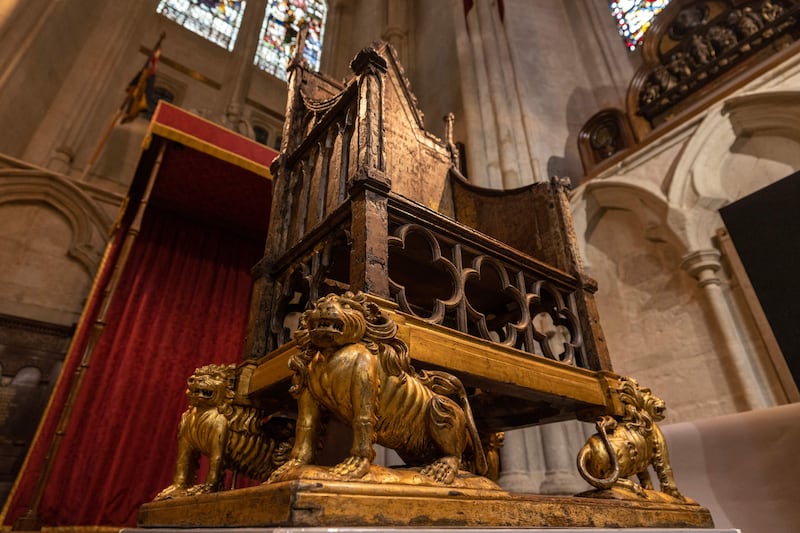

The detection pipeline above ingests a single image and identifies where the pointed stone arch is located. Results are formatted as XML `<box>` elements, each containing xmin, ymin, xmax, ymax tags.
<box><xmin>572</xmin><ymin>178</ymin><xmax>688</xmax><ymax>261</ymax></box>
<box><xmin>0</xmin><ymin>170</ymin><xmax>113</xmax><ymax>275</ymax></box>
<box><xmin>663</xmin><ymin>90</ymin><xmax>800</xmax><ymax>250</ymax></box>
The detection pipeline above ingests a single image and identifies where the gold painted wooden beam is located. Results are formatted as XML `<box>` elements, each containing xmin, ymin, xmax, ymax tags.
<box><xmin>245</xmin><ymin>306</ymin><xmax>618</xmax><ymax>426</ymax></box>
<box><xmin>397</xmin><ymin>311</ymin><xmax>609</xmax><ymax>407</ymax></box>
<box><xmin>138</xmin><ymin>479</ymin><xmax>714</xmax><ymax>529</ymax></box>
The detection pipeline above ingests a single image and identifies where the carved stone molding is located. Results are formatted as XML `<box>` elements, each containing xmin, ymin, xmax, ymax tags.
<box><xmin>680</xmin><ymin>247</ymin><xmax>770</xmax><ymax>409</ymax></box>
<box><xmin>0</xmin><ymin>170</ymin><xmax>111</xmax><ymax>274</ymax></box>
<box><xmin>680</xmin><ymin>248</ymin><xmax>723</xmax><ymax>286</ymax></box>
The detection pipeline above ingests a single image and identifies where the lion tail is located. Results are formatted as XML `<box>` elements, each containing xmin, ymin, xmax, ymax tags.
<box><xmin>460</xmin><ymin>388</ymin><xmax>488</xmax><ymax>476</ymax></box>
<box><xmin>576</xmin><ymin>416</ymin><xmax>620</xmax><ymax>490</ymax></box>
<box><xmin>419</xmin><ymin>370</ymin><xmax>487</xmax><ymax>476</ymax></box>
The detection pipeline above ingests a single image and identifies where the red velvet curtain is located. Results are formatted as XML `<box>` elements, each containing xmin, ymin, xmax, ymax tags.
<box><xmin>5</xmin><ymin>206</ymin><xmax>262</xmax><ymax>526</ymax></box>
<box><xmin>2</xmin><ymin>217</ymin><xmax>126</xmax><ymax>529</ymax></box>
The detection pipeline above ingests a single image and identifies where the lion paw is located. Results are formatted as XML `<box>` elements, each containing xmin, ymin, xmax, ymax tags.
<box><xmin>663</xmin><ymin>487</ymin><xmax>686</xmax><ymax>502</ymax></box>
<box><xmin>332</xmin><ymin>456</ymin><xmax>371</xmax><ymax>479</ymax></box>
<box><xmin>268</xmin><ymin>457</ymin><xmax>305</xmax><ymax>482</ymax></box>
<box><xmin>185</xmin><ymin>483</ymin><xmax>216</xmax><ymax>496</ymax></box>
<box><xmin>420</xmin><ymin>456</ymin><xmax>459</xmax><ymax>484</ymax></box>
<box><xmin>153</xmin><ymin>484</ymin><xmax>189</xmax><ymax>501</ymax></box>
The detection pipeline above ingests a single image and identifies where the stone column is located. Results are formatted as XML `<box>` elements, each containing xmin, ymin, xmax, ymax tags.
<box><xmin>497</xmin><ymin>427</ymin><xmax>534</xmax><ymax>492</ymax></box>
<box><xmin>538</xmin><ymin>420</ymin><xmax>588</xmax><ymax>495</ymax></box>
<box><xmin>223</xmin><ymin>0</ymin><xmax>268</xmax><ymax>134</ymax></box>
<box><xmin>681</xmin><ymin>249</ymin><xmax>771</xmax><ymax>409</ymax></box>
<box><xmin>382</xmin><ymin>0</ymin><xmax>410</xmax><ymax>67</ymax></box>
<box><xmin>482</xmin><ymin>0</ymin><xmax>535</xmax><ymax>187</ymax></box>
<box><xmin>450</xmin><ymin>0</ymin><xmax>497</xmax><ymax>188</ymax></box>
<box><xmin>451</xmin><ymin>0</ymin><xmax>538</xmax><ymax>189</ymax></box>
<box><xmin>464</xmin><ymin>1</ymin><xmax>502</xmax><ymax>188</ymax></box>
<box><xmin>474</xmin><ymin>0</ymin><xmax>521</xmax><ymax>189</ymax></box>
<box><xmin>455</xmin><ymin>0</ymin><xmax>537</xmax><ymax>189</ymax></box>
<box><xmin>44</xmin><ymin>2</ymin><xmax>155</xmax><ymax>175</ymax></box>
<box><xmin>320</xmin><ymin>0</ymin><xmax>346</xmax><ymax>75</ymax></box>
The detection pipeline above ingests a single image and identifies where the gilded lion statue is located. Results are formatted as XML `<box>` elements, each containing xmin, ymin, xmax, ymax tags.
<box><xmin>154</xmin><ymin>364</ymin><xmax>294</xmax><ymax>500</ymax></box>
<box><xmin>577</xmin><ymin>376</ymin><xmax>686</xmax><ymax>501</ymax></box>
<box><xmin>269</xmin><ymin>291</ymin><xmax>487</xmax><ymax>484</ymax></box>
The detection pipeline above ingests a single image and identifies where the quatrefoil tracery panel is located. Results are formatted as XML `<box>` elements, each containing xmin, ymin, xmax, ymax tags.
<box><xmin>463</xmin><ymin>256</ymin><xmax>527</xmax><ymax>348</ymax></box>
<box><xmin>387</xmin><ymin>223</ymin><xmax>585</xmax><ymax>367</ymax></box>
<box><xmin>388</xmin><ymin>224</ymin><xmax>460</xmax><ymax>323</ymax></box>
<box><xmin>528</xmin><ymin>280</ymin><xmax>582</xmax><ymax>365</ymax></box>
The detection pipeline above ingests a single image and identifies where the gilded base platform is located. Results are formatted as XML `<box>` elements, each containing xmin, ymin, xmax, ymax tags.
<box><xmin>138</xmin><ymin>480</ymin><xmax>715</xmax><ymax>529</ymax></box>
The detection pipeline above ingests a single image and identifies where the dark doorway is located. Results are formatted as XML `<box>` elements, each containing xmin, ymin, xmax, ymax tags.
<box><xmin>719</xmin><ymin>171</ymin><xmax>800</xmax><ymax>390</ymax></box>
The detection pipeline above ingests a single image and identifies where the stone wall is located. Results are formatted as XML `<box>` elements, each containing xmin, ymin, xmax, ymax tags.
<box><xmin>572</xmin><ymin>56</ymin><xmax>800</xmax><ymax>417</ymax></box>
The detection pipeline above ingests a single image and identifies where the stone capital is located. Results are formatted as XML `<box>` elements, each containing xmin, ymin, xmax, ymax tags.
<box><xmin>47</xmin><ymin>148</ymin><xmax>74</xmax><ymax>174</ymax></box>
<box><xmin>680</xmin><ymin>249</ymin><xmax>722</xmax><ymax>287</ymax></box>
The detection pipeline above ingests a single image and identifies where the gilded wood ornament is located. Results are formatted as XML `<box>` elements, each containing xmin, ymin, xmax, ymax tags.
<box><xmin>269</xmin><ymin>291</ymin><xmax>490</xmax><ymax>485</ymax></box>
<box><xmin>580</xmin><ymin>0</ymin><xmax>800</xmax><ymax>165</ymax></box>
<box><xmin>577</xmin><ymin>376</ymin><xmax>691</xmax><ymax>503</ymax></box>
<box><xmin>154</xmin><ymin>364</ymin><xmax>294</xmax><ymax>500</ymax></box>
<box><xmin>140</xmin><ymin>479</ymin><xmax>714</xmax><ymax>528</ymax></box>
<box><xmin>629</xmin><ymin>0</ymin><xmax>800</xmax><ymax>133</ymax></box>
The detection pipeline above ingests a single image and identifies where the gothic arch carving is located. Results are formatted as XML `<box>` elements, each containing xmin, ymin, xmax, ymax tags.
<box><xmin>628</xmin><ymin>0</ymin><xmax>800</xmax><ymax>136</ymax></box>
<box><xmin>666</xmin><ymin>90</ymin><xmax>800</xmax><ymax>247</ymax></box>
<box><xmin>572</xmin><ymin>180</ymin><xmax>691</xmax><ymax>271</ymax></box>
<box><xmin>723</xmin><ymin>89</ymin><xmax>800</xmax><ymax>141</ymax></box>
<box><xmin>667</xmin><ymin>99</ymin><xmax>737</xmax><ymax>209</ymax></box>
<box><xmin>0</xmin><ymin>170</ymin><xmax>112</xmax><ymax>274</ymax></box>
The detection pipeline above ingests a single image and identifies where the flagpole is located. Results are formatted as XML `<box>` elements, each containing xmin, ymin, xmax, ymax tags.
<box><xmin>7</xmin><ymin>32</ymin><xmax>167</xmax><ymax>530</ymax></box>
<box><xmin>77</xmin><ymin>108</ymin><xmax>124</xmax><ymax>182</ymax></box>
<box><xmin>77</xmin><ymin>32</ymin><xmax>165</xmax><ymax>183</ymax></box>
<box><xmin>10</xmin><ymin>140</ymin><xmax>168</xmax><ymax>531</ymax></box>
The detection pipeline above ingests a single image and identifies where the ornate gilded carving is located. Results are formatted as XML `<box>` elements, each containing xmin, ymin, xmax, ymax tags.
<box><xmin>577</xmin><ymin>377</ymin><xmax>689</xmax><ymax>503</ymax></box>
<box><xmin>636</xmin><ymin>0</ymin><xmax>799</xmax><ymax>124</ymax></box>
<box><xmin>154</xmin><ymin>364</ymin><xmax>294</xmax><ymax>500</ymax></box>
<box><xmin>269</xmin><ymin>291</ymin><xmax>487</xmax><ymax>485</ymax></box>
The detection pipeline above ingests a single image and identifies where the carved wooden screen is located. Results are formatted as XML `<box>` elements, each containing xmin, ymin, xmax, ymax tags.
<box><xmin>629</xmin><ymin>0</ymin><xmax>800</xmax><ymax>130</ymax></box>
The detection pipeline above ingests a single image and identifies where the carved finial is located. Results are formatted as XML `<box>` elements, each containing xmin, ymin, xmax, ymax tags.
<box><xmin>444</xmin><ymin>113</ymin><xmax>460</xmax><ymax>170</ymax></box>
<box><xmin>550</xmin><ymin>175</ymin><xmax>573</xmax><ymax>191</ymax></box>
<box><xmin>289</xmin><ymin>22</ymin><xmax>310</xmax><ymax>68</ymax></box>
<box><xmin>350</xmin><ymin>47</ymin><xmax>388</xmax><ymax>76</ymax></box>
<box><xmin>445</xmin><ymin>113</ymin><xmax>455</xmax><ymax>145</ymax></box>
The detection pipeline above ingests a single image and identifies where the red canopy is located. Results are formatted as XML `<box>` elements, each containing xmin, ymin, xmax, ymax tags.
<box><xmin>3</xmin><ymin>103</ymin><xmax>279</xmax><ymax>528</ymax></box>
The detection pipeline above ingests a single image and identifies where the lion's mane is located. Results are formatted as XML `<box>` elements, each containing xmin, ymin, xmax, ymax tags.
<box><xmin>289</xmin><ymin>291</ymin><xmax>410</xmax><ymax>395</ymax></box>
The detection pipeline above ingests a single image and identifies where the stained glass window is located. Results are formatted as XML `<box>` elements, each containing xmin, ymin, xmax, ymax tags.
<box><xmin>254</xmin><ymin>0</ymin><xmax>327</xmax><ymax>81</ymax></box>
<box><xmin>157</xmin><ymin>0</ymin><xmax>246</xmax><ymax>52</ymax></box>
<box><xmin>610</xmin><ymin>0</ymin><xmax>672</xmax><ymax>51</ymax></box>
